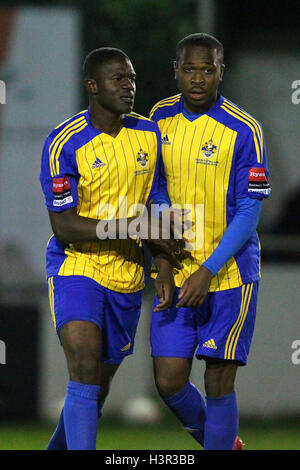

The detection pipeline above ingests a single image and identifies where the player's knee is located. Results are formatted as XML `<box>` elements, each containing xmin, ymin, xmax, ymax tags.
<box><xmin>204</xmin><ymin>360</ymin><xmax>238</xmax><ymax>398</ymax></box>
<box><xmin>68</xmin><ymin>355</ymin><xmax>100</xmax><ymax>384</ymax></box>
<box><xmin>155</xmin><ymin>374</ymin><xmax>187</xmax><ymax>398</ymax></box>
<box><xmin>64</xmin><ymin>341</ymin><xmax>100</xmax><ymax>383</ymax></box>
<box><xmin>62</xmin><ymin>330</ymin><xmax>101</xmax><ymax>383</ymax></box>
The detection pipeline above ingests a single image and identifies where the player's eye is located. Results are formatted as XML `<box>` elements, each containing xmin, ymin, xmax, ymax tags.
<box><xmin>113</xmin><ymin>75</ymin><xmax>136</xmax><ymax>83</ymax></box>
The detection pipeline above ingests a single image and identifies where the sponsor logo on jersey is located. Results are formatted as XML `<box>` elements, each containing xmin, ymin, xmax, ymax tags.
<box><xmin>53</xmin><ymin>176</ymin><xmax>73</xmax><ymax>207</ymax></box>
<box><xmin>248</xmin><ymin>167</ymin><xmax>271</xmax><ymax>196</ymax></box>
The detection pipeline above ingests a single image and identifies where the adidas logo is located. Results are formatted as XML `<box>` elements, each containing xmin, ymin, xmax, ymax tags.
<box><xmin>92</xmin><ymin>157</ymin><xmax>106</xmax><ymax>169</ymax></box>
<box><xmin>162</xmin><ymin>135</ymin><xmax>171</xmax><ymax>145</ymax></box>
<box><xmin>202</xmin><ymin>338</ymin><xmax>218</xmax><ymax>349</ymax></box>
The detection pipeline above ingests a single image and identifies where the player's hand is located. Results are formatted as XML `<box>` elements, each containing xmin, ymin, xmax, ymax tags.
<box><xmin>153</xmin><ymin>257</ymin><xmax>175</xmax><ymax>311</ymax></box>
<box><xmin>146</xmin><ymin>239</ymin><xmax>186</xmax><ymax>269</ymax></box>
<box><xmin>176</xmin><ymin>265</ymin><xmax>213</xmax><ymax>308</ymax></box>
<box><xmin>143</xmin><ymin>201</ymin><xmax>190</xmax><ymax>267</ymax></box>
<box><xmin>146</xmin><ymin>200</ymin><xmax>191</xmax><ymax>241</ymax></box>
<box><xmin>160</xmin><ymin>205</ymin><xmax>191</xmax><ymax>242</ymax></box>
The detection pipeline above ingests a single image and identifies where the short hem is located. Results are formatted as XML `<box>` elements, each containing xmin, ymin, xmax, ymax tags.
<box><xmin>56</xmin><ymin>320</ymin><xmax>134</xmax><ymax>364</ymax></box>
<box><xmin>151</xmin><ymin>352</ymin><xmax>194</xmax><ymax>359</ymax></box>
<box><xmin>102</xmin><ymin>352</ymin><xmax>134</xmax><ymax>365</ymax></box>
<box><xmin>48</xmin><ymin>273</ymin><xmax>145</xmax><ymax>294</ymax></box>
<box><xmin>56</xmin><ymin>317</ymin><xmax>102</xmax><ymax>338</ymax></box>
<box><xmin>196</xmin><ymin>353</ymin><xmax>246</xmax><ymax>366</ymax></box>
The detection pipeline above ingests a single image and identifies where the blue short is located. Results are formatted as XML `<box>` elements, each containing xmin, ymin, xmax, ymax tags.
<box><xmin>150</xmin><ymin>282</ymin><xmax>259</xmax><ymax>366</ymax></box>
<box><xmin>48</xmin><ymin>275</ymin><xmax>142</xmax><ymax>364</ymax></box>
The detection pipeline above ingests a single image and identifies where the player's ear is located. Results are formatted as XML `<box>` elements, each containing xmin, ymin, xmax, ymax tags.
<box><xmin>85</xmin><ymin>78</ymin><xmax>98</xmax><ymax>95</ymax></box>
<box><xmin>173</xmin><ymin>60</ymin><xmax>178</xmax><ymax>80</ymax></box>
<box><xmin>219</xmin><ymin>63</ymin><xmax>225</xmax><ymax>81</ymax></box>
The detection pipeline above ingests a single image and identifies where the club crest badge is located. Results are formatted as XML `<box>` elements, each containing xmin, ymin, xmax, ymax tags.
<box><xmin>201</xmin><ymin>139</ymin><xmax>217</xmax><ymax>158</ymax></box>
<box><xmin>137</xmin><ymin>148</ymin><xmax>149</xmax><ymax>168</ymax></box>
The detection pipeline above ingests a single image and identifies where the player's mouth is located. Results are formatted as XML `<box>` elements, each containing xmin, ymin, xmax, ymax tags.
<box><xmin>189</xmin><ymin>89</ymin><xmax>206</xmax><ymax>100</ymax></box>
<box><xmin>120</xmin><ymin>95</ymin><xmax>134</xmax><ymax>104</ymax></box>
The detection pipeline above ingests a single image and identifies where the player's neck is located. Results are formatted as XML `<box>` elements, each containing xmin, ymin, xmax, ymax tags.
<box><xmin>89</xmin><ymin>102</ymin><xmax>123</xmax><ymax>137</ymax></box>
<box><xmin>183</xmin><ymin>93</ymin><xmax>219</xmax><ymax>115</ymax></box>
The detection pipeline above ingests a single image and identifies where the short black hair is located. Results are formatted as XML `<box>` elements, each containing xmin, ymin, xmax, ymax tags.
<box><xmin>83</xmin><ymin>47</ymin><xmax>130</xmax><ymax>79</ymax></box>
<box><xmin>176</xmin><ymin>33</ymin><xmax>224</xmax><ymax>64</ymax></box>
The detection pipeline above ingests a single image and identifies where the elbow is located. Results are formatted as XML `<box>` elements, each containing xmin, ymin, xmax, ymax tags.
<box><xmin>49</xmin><ymin>209</ymin><xmax>77</xmax><ymax>245</ymax></box>
<box><xmin>51</xmin><ymin>218</ymin><xmax>73</xmax><ymax>245</ymax></box>
<box><xmin>52</xmin><ymin>226</ymin><xmax>70</xmax><ymax>245</ymax></box>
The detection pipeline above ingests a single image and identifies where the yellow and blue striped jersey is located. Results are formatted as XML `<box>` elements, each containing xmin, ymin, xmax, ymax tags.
<box><xmin>150</xmin><ymin>94</ymin><xmax>270</xmax><ymax>292</ymax></box>
<box><xmin>40</xmin><ymin>108</ymin><xmax>165</xmax><ymax>293</ymax></box>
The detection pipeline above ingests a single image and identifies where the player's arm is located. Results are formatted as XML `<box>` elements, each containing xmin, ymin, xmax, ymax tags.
<box><xmin>41</xmin><ymin>134</ymin><xmax>183</xmax><ymax>251</ymax></box>
<box><xmin>40</xmin><ymin>137</ymin><xmax>106</xmax><ymax>245</ymax></box>
<box><xmin>177</xmin><ymin>127</ymin><xmax>270</xmax><ymax>308</ymax></box>
<box><xmin>48</xmin><ymin>206</ymin><xmax>184</xmax><ymax>246</ymax></box>
<box><xmin>176</xmin><ymin>197</ymin><xmax>262</xmax><ymax>307</ymax></box>
<box><xmin>153</xmin><ymin>256</ymin><xmax>175</xmax><ymax>312</ymax></box>
<box><xmin>48</xmin><ymin>207</ymin><xmax>105</xmax><ymax>244</ymax></box>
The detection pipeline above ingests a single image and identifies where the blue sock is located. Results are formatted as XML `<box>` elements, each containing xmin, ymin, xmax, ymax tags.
<box><xmin>163</xmin><ymin>381</ymin><xmax>206</xmax><ymax>446</ymax></box>
<box><xmin>204</xmin><ymin>391</ymin><xmax>238</xmax><ymax>450</ymax></box>
<box><xmin>46</xmin><ymin>394</ymin><xmax>105</xmax><ymax>450</ymax></box>
<box><xmin>63</xmin><ymin>381</ymin><xmax>100</xmax><ymax>450</ymax></box>
<box><xmin>46</xmin><ymin>408</ymin><xmax>67</xmax><ymax>450</ymax></box>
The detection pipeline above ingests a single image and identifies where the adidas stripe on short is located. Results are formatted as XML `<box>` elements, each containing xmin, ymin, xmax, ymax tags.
<box><xmin>150</xmin><ymin>282</ymin><xmax>258</xmax><ymax>365</ymax></box>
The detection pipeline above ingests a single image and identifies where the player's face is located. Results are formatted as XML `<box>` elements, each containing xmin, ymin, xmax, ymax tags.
<box><xmin>174</xmin><ymin>45</ymin><xmax>224</xmax><ymax>114</ymax></box>
<box><xmin>89</xmin><ymin>56</ymin><xmax>136</xmax><ymax>116</ymax></box>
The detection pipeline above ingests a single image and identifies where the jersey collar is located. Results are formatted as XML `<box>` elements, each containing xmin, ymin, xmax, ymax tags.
<box><xmin>180</xmin><ymin>93</ymin><xmax>224</xmax><ymax>120</ymax></box>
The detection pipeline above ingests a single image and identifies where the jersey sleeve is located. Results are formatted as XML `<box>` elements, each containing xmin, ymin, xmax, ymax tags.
<box><xmin>40</xmin><ymin>135</ymin><xmax>79</xmax><ymax>212</ymax></box>
<box><xmin>146</xmin><ymin>125</ymin><xmax>171</xmax><ymax>211</ymax></box>
<box><xmin>148</xmin><ymin>154</ymin><xmax>171</xmax><ymax>208</ymax></box>
<box><xmin>203</xmin><ymin>198</ymin><xmax>262</xmax><ymax>275</ymax></box>
<box><xmin>235</xmin><ymin>126</ymin><xmax>271</xmax><ymax>200</ymax></box>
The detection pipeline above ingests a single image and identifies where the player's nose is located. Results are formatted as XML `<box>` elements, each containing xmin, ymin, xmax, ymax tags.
<box><xmin>191</xmin><ymin>71</ymin><xmax>205</xmax><ymax>84</ymax></box>
<box><xmin>122</xmin><ymin>77</ymin><xmax>135</xmax><ymax>90</ymax></box>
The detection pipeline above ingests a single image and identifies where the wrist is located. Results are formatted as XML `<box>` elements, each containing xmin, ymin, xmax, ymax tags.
<box><xmin>155</xmin><ymin>255</ymin><xmax>173</xmax><ymax>270</ymax></box>
<box><xmin>200</xmin><ymin>264</ymin><xmax>214</xmax><ymax>279</ymax></box>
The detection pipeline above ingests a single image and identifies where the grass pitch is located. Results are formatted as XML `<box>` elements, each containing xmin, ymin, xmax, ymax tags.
<box><xmin>0</xmin><ymin>419</ymin><xmax>299</xmax><ymax>450</ymax></box>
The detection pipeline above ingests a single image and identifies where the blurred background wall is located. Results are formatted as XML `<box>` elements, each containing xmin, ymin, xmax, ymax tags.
<box><xmin>0</xmin><ymin>0</ymin><xmax>299</xmax><ymax>423</ymax></box>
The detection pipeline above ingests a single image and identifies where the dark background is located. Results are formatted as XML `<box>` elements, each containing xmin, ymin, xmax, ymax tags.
<box><xmin>2</xmin><ymin>0</ymin><xmax>299</xmax><ymax>114</ymax></box>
